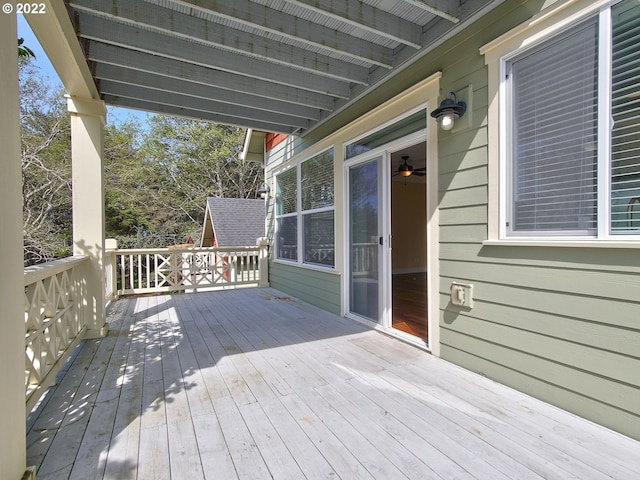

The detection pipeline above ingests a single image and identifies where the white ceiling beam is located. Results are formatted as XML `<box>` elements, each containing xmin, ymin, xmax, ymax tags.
<box><xmin>102</xmin><ymin>95</ymin><xmax>298</xmax><ymax>134</ymax></box>
<box><xmin>94</xmin><ymin>65</ymin><xmax>322</xmax><ymax>120</ymax></box>
<box><xmin>69</xmin><ymin>0</ymin><xmax>370</xmax><ymax>83</ymax></box>
<box><xmin>76</xmin><ymin>13</ymin><xmax>355</xmax><ymax>97</ymax></box>
<box><xmin>284</xmin><ymin>0</ymin><xmax>422</xmax><ymax>48</ymax></box>
<box><xmin>87</xmin><ymin>43</ymin><xmax>336</xmax><ymax>111</ymax></box>
<box><xmin>168</xmin><ymin>0</ymin><xmax>394</xmax><ymax>67</ymax></box>
<box><xmin>100</xmin><ymin>81</ymin><xmax>311</xmax><ymax>129</ymax></box>
<box><xmin>401</xmin><ymin>0</ymin><xmax>460</xmax><ymax>23</ymax></box>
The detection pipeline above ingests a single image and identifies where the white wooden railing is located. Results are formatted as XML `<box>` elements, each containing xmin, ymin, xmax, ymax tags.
<box><xmin>352</xmin><ymin>242</ymin><xmax>377</xmax><ymax>275</ymax></box>
<box><xmin>24</xmin><ymin>256</ymin><xmax>89</xmax><ymax>412</ymax></box>
<box><xmin>22</xmin><ymin>240</ymin><xmax>268</xmax><ymax>408</ymax></box>
<box><xmin>105</xmin><ymin>239</ymin><xmax>269</xmax><ymax>297</ymax></box>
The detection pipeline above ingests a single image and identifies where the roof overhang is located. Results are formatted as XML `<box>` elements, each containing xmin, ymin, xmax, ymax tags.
<box><xmin>28</xmin><ymin>0</ymin><xmax>502</xmax><ymax>136</ymax></box>
<box><xmin>241</xmin><ymin>129</ymin><xmax>267</xmax><ymax>163</ymax></box>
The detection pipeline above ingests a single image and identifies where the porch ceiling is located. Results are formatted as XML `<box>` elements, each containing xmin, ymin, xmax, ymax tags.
<box><xmin>58</xmin><ymin>0</ymin><xmax>499</xmax><ymax>135</ymax></box>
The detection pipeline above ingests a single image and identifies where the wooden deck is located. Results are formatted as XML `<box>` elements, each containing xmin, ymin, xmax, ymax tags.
<box><xmin>27</xmin><ymin>288</ymin><xmax>640</xmax><ymax>479</ymax></box>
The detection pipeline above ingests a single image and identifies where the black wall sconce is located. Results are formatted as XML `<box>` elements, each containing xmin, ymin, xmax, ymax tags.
<box><xmin>257</xmin><ymin>184</ymin><xmax>270</xmax><ymax>199</ymax></box>
<box><xmin>430</xmin><ymin>90</ymin><xmax>467</xmax><ymax>131</ymax></box>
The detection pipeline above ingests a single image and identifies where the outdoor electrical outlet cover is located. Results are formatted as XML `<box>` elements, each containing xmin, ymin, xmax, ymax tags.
<box><xmin>451</xmin><ymin>282</ymin><xmax>474</xmax><ymax>308</ymax></box>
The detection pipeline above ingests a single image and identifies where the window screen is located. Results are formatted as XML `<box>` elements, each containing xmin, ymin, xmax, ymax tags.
<box><xmin>611</xmin><ymin>0</ymin><xmax>640</xmax><ymax>234</ymax></box>
<box><xmin>276</xmin><ymin>168</ymin><xmax>297</xmax><ymax>216</ymax></box>
<box><xmin>301</xmin><ymin>149</ymin><xmax>334</xmax><ymax>211</ymax></box>
<box><xmin>275</xmin><ymin>149</ymin><xmax>335</xmax><ymax>267</ymax></box>
<box><xmin>301</xmin><ymin>149</ymin><xmax>334</xmax><ymax>267</ymax></box>
<box><xmin>276</xmin><ymin>217</ymin><xmax>297</xmax><ymax>261</ymax></box>
<box><xmin>509</xmin><ymin>19</ymin><xmax>598</xmax><ymax>234</ymax></box>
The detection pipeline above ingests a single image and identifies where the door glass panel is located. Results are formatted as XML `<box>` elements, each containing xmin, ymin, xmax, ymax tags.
<box><xmin>349</xmin><ymin>159</ymin><xmax>380</xmax><ymax>321</ymax></box>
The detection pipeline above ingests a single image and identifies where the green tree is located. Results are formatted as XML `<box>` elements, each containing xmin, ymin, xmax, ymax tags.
<box><xmin>143</xmin><ymin>116</ymin><xmax>261</xmax><ymax>242</ymax></box>
<box><xmin>18</xmin><ymin>38</ymin><xmax>35</xmax><ymax>59</ymax></box>
<box><xmin>103</xmin><ymin>118</ymin><xmax>187</xmax><ymax>248</ymax></box>
<box><xmin>20</xmin><ymin>59</ymin><xmax>72</xmax><ymax>265</ymax></box>
<box><xmin>20</xmin><ymin>57</ymin><xmax>261</xmax><ymax>260</ymax></box>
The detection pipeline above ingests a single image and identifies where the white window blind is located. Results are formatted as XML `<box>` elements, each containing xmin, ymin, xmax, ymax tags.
<box><xmin>274</xmin><ymin>149</ymin><xmax>335</xmax><ymax>267</ymax></box>
<box><xmin>276</xmin><ymin>168</ymin><xmax>297</xmax><ymax>260</ymax></box>
<box><xmin>509</xmin><ymin>18</ymin><xmax>599</xmax><ymax>234</ymax></box>
<box><xmin>611</xmin><ymin>0</ymin><xmax>640</xmax><ymax>234</ymax></box>
<box><xmin>276</xmin><ymin>168</ymin><xmax>297</xmax><ymax>216</ymax></box>
<box><xmin>301</xmin><ymin>149</ymin><xmax>334</xmax><ymax>211</ymax></box>
<box><xmin>301</xmin><ymin>149</ymin><xmax>335</xmax><ymax>267</ymax></box>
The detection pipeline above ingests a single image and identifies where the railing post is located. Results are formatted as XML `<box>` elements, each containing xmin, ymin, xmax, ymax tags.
<box><xmin>105</xmin><ymin>238</ymin><xmax>118</xmax><ymax>302</ymax></box>
<box><xmin>257</xmin><ymin>237</ymin><xmax>270</xmax><ymax>288</ymax></box>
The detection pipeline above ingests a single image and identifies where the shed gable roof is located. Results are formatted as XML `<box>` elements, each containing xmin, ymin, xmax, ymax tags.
<box><xmin>205</xmin><ymin>197</ymin><xmax>265</xmax><ymax>247</ymax></box>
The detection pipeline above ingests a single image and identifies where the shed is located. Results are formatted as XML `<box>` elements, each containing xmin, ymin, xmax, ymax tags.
<box><xmin>200</xmin><ymin>197</ymin><xmax>265</xmax><ymax>248</ymax></box>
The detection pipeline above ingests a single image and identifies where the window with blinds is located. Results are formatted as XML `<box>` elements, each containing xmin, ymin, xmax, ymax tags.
<box><xmin>611</xmin><ymin>0</ymin><xmax>640</xmax><ymax>234</ymax></box>
<box><xmin>505</xmin><ymin>0</ymin><xmax>640</xmax><ymax>238</ymax></box>
<box><xmin>274</xmin><ymin>148</ymin><xmax>335</xmax><ymax>267</ymax></box>
<box><xmin>508</xmin><ymin>18</ymin><xmax>598</xmax><ymax>235</ymax></box>
<box><xmin>276</xmin><ymin>168</ymin><xmax>297</xmax><ymax>260</ymax></box>
<box><xmin>276</xmin><ymin>168</ymin><xmax>297</xmax><ymax>216</ymax></box>
<box><xmin>301</xmin><ymin>149</ymin><xmax>334</xmax><ymax>267</ymax></box>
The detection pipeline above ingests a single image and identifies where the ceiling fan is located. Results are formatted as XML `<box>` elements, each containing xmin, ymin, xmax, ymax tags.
<box><xmin>395</xmin><ymin>156</ymin><xmax>425</xmax><ymax>177</ymax></box>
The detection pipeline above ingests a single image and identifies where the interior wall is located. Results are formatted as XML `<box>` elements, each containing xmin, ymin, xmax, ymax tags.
<box><xmin>392</xmin><ymin>181</ymin><xmax>427</xmax><ymax>273</ymax></box>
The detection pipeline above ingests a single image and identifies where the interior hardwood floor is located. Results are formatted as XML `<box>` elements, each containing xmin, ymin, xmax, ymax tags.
<box><xmin>392</xmin><ymin>272</ymin><xmax>428</xmax><ymax>340</ymax></box>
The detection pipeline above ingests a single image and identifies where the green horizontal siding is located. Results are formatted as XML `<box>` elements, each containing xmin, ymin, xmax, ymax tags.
<box><xmin>441</xmin><ymin>343</ymin><xmax>640</xmax><ymax>441</ymax></box>
<box><xmin>269</xmin><ymin>262</ymin><xmax>341</xmax><ymax>315</ymax></box>
<box><xmin>433</xmin><ymin>0</ymin><xmax>640</xmax><ymax>441</ymax></box>
<box><xmin>440</xmin><ymin>259</ymin><xmax>640</xmax><ymax>302</ymax></box>
<box><xmin>262</xmin><ymin>0</ymin><xmax>640</xmax><ymax>442</ymax></box>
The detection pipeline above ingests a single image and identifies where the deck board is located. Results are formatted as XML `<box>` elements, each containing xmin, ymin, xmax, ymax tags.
<box><xmin>27</xmin><ymin>287</ymin><xmax>640</xmax><ymax>479</ymax></box>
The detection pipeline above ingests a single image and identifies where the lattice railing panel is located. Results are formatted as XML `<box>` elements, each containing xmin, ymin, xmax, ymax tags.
<box><xmin>24</xmin><ymin>256</ymin><xmax>88</xmax><ymax>409</ymax></box>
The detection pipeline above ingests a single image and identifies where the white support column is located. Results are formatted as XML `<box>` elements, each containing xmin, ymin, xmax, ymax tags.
<box><xmin>68</xmin><ymin>97</ymin><xmax>109</xmax><ymax>338</ymax></box>
<box><xmin>0</xmin><ymin>12</ymin><xmax>28</xmax><ymax>480</ymax></box>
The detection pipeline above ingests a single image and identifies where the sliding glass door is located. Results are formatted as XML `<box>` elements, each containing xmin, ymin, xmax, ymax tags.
<box><xmin>348</xmin><ymin>157</ymin><xmax>382</xmax><ymax>322</ymax></box>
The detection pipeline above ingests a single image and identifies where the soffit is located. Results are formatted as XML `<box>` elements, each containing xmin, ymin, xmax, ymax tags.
<box><xmin>62</xmin><ymin>0</ymin><xmax>500</xmax><ymax>135</ymax></box>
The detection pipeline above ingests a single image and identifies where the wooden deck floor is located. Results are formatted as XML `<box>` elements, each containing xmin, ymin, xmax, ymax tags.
<box><xmin>27</xmin><ymin>288</ymin><xmax>640</xmax><ymax>479</ymax></box>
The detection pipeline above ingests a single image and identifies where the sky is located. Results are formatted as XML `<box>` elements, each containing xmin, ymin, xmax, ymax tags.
<box><xmin>17</xmin><ymin>14</ymin><xmax>149</xmax><ymax>128</ymax></box>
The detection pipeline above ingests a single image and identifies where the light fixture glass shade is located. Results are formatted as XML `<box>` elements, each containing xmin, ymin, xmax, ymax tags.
<box><xmin>440</xmin><ymin>114</ymin><xmax>455</xmax><ymax>130</ymax></box>
<box><xmin>430</xmin><ymin>91</ymin><xmax>466</xmax><ymax>131</ymax></box>
<box><xmin>398</xmin><ymin>156</ymin><xmax>414</xmax><ymax>177</ymax></box>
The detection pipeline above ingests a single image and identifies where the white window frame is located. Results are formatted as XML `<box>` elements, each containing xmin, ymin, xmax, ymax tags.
<box><xmin>274</xmin><ymin>147</ymin><xmax>336</xmax><ymax>269</ymax></box>
<box><xmin>481</xmin><ymin>0</ymin><xmax>640</xmax><ymax>247</ymax></box>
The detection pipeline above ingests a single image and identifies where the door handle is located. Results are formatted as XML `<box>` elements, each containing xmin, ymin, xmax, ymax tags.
<box><xmin>379</xmin><ymin>236</ymin><xmax>392</xmax><ymax>247</ymax></box>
